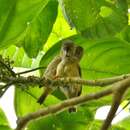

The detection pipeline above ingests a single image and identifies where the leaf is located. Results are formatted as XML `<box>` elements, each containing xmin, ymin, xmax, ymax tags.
<box><xmin>0</xmin><ymin>0</ymin><xmax>58</xmax><ymax>58</ymax></box>
<box><xmin>0</xmin><ymin>45</ymin><xmax>44</xmax><ymax>68</ymax></box>
<box><xmin>22</xmin><ymin>0</ymin><xmax>58</xmax><ymax>57</ymax></box>
<box><xmin>116</xmin><ymin>117</ymin><xmax>130</xmax><ymax>130</ymax></box>
<box><xmin>43</xmin><ymin>6</ymin><xmax>77</xmax><ymax>51</ymax></box>
<box><xmin>15</xmin><ymin>87</ymin><xmax>44</xmax><ymax>115</ymax></box>
<box><xmin>27</xmin><ymin>106</ymin><xmax>93</xmax><ymax>130</ymax></box>
<box><xmin>0</xmin><ymin>108</ymin><xmax>12</xmax><ymax>130</ymax></box>
<box><xmin>56</xmin><ymin>107</ymin><xmax>93</xmax><ymax>130</ymax></box>
<box><xmin>59</xmin><ymin>0</ymin><xmax>128</xmax><ymax>39</ymax></box>
<box><xmin>0</xmin><ymin>126</ymin><xmax>12</xmax><ymax>130</ymax></box>
<box><xmin>0</xmin><ymin>108</ymin><xmax>9</xmax><ymax>126</ymax></box>
<box><xmin>121</xmin><ymin>25</ymin><xmax>130</xmax><ymax>43</ymax></box>
<box><xmin>86</xmin><ymin>120</ymin><xmax>124</xmax><ymax>130</ymax></box>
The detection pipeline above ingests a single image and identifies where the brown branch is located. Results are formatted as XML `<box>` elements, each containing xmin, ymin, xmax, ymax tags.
<box><xmin>57</xmin><ymin>73</ymin><xmax>130</xmax><ymax>87</ymax></box>
<box><xmin>101</xmin><ymin>77</ymin><xmax>130</xmax><ymax>130</ymax></box>
<box><xmin>101</xmin><ymin>91</ymin><xmax>124</xmax><ymax>130</ymax></box>
<box><xmin>1</xmin><ymin>73</ymin><xmax>130</xmax><ymax>89</ymax></box>
<box><xmin>15</xmin><ymin>87</ymin><xmax>113</xmax><ymax>130</ymax></box>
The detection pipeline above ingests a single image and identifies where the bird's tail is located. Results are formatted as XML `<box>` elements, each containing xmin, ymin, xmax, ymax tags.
<box><xmin>68</xmin><ymin>107</ymin><xmax>76</xmax><ymax>113</ymax></box>
<box><xmin>37</xmin><ymin>88</ymin><xmax>51</xmax><ymax>105</ymax></box>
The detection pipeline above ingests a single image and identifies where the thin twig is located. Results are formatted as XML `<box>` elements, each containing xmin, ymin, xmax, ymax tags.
<box><xmin>115</xmin><ymin>100</ymin><xmax>130</xmax><ymax>116</ymax></box>
<box><xmin>16</xmin><ymin>67</ymin><xmax>46</xmax><ymax>75</ymax></box>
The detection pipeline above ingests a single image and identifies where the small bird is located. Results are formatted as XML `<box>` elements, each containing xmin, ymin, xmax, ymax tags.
<box><xmin>37</xmin><ymin>55</ymin><xmax>61</xmax><ymax>104</ymax></box>
<box><xmin>37</xmin><ymin>40</ymin><xmax>75</xmax><ymax>104</ymax></box>
<box><xmin>56</xmin><ymin>44</ymin><xmax>84</xmax><ymax>112</ymax></box>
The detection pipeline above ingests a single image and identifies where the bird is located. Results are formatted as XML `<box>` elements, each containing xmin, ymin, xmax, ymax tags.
<box><xmin>56</xmin><ymin>44</ymin><xmax>84</xmax><ymax>113</ymax></box>
<box><xmin>37</xmin><ymin>55</ymin><xmax>61</xmax><ymax>104</ymax></box>
<box><xmin>37</xmin><ymin>40</ymin><xmax>76</xmax><ymax>105</ymax></box>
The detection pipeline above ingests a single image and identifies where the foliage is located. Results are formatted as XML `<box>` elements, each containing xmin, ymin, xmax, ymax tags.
<box><xmin>0</xmin><ymin>0</ymin><xmax>130</xmax><ymax>130</ymax></box>
<box><xmin>0</xmin><ymin>108</ymin><xmax>12</xmax><ymax>130</ymax></box>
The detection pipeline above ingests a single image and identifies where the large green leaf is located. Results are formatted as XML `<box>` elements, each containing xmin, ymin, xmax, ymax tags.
<box><xmin>59</xmin><ymin>0</ymin><xmax>128</xmax><ymax>39</ymax></box>
<box><xmin>22</xmin><ymin>0</ymin><xmax>58</xmax><ymax>57</ymax></box>
<box><xmin>0</xmin><ymin>0</ymin><xmax>58</xmax><ymax>58</ymax></box>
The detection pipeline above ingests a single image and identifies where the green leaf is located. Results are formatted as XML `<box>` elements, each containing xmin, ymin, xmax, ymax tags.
<box><xmin>59</xmin><ymin>0</ymin><xmax>128</xmax><ymax>39</ymax></box>
<box><xmin>43</xmin><ymin>6</ymin><xmax>77</xmax><ymax>51</ymax></box>
<box><xmin>0</xmin><ymin>108</ymin><xmax>12</xmax><ymax>130</ymax></box>
<box><xmin>116</xmin><ymin>117</ymin><xmax>130</xmax><ymax>130</ymax></box>
<box><xmin>0</xmin><ymin>126</ymin><xmax>12</xmax><ymax>130</ymax></box>
<box><xmin>0</xmin><ymin>0</ymin><xmax>49</xmax><ymax>48</ymax></box>
<box><xmin>0</xmin><ymin>108</ymin><xmax>9</xmax><ymax>126</ymax></box>
<box><xmin>27</xmin><ymin>106</ymin><xmax>93</xmax><ymax>130</ymax></box>
<box><xmin>0</xmin><ymin>45</ymin><xmax>44</xmax><ymax>68</ymax></box>
<box><xmin>15</xmin><ymin>87</ymin><xmax>44</xmax><ymax>115</ymax></box>
<box><xmin>22</xmin><ymin>0</ymin><xmax>58</xmax><ymax>57</ymax></box>
<box><xmin>0</xmin><ymin>0</ymin><xmax>58</xmax><ymax>58</ymax></box>
<box><xmin>121</xmin><ymin>25</ymin><xmax>130</xmax><ymax>43</ymax></box>
<box><xmin>86</xmin><ymin>120</ymin><xmax>124</xmax><ymax>130</ymax></box>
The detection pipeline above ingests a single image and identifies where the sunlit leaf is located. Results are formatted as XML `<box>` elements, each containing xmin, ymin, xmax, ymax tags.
<box><xmin>0</xmin><ymin>108</ymin><xmax>12</xmax><ymax>130</ymax></box>
<box><xmin>59</xmin><ymin>0</ymin><xmax>128</xmax><ymax>39</ymax></box>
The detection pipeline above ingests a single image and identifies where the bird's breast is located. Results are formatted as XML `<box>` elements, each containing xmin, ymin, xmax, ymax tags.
<box><xmin>64</xmin><ymin>64</ymin><xmax>80</xmax><ymax>77</ymax></box>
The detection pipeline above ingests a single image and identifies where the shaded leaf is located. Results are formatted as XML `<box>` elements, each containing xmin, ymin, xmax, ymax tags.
<box><xmin>0</xmin><ymin>126</ymin><xmax>12</xmax><ymax>130</ymax></box>
<box><xmin>0</xmin><ymin>0</ymin><xmax>58</xmax><ymax>58</ymax></box>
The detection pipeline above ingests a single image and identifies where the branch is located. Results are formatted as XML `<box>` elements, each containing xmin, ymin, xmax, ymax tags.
<box><xmin>1</xmin><ymin>73</ymin><xmax>130</xmax><ymax>89</ymax></box>
<box><xmin>101</xmin><ymin>77</ymin><xmax>130</xmax><ymax>130</ymax></box>
<box><xmin>16</xmin><ymin>66</ymin><xmax>46</xmax><ymax>75</ymax></box>
<box><xmin>57</xmin><ymin>73</ymin><xmax>130</xmax><ymax>87</ymax></box>
<box><xmin>15</xmin><ymin>87</ymin><xmax>113</xmax><ymax>130</ymax></box>
<box><xmin>101</xmin><ymin>91</ymin><xmax>124</xmax><ymax>130</ymax></box>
